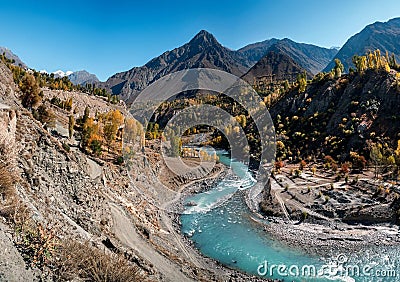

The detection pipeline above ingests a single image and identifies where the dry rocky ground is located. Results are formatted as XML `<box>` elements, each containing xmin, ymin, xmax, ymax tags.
<box><xmin>260</xmin><ymin>164</ymin><xmax>400</xmax><ymax>256</ymax></box>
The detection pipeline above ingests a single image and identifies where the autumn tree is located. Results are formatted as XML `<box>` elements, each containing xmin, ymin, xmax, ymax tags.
<box><xmin>333</xmin><ymin>58</ymin><xmax>344</xmax><ymax>78</ymax></box>
<box><xmin>35</xmin><ymin>104</ymin><xmax>55</xmax><ymax>128</ymax></box>
<box><xmin>367</xmin><ymin>51</ymin><xmax>376</xmax><ymax>69</ymax></box>
<box><xmin>20</xmin><ymin>73</ymin><xmax>41</xmax><ymax>109</ymax></box>
<box><xmin>340</xmin><ymin>162</ymin><xmax>350</xmax><ymax>175</ymax></box>
<box><xmin>81</xmin><ymin>117</ymin><xmax>101</xmax><ymax>152</ymax></box>
<box><xmin>299</xmin><ymin>160</ymin><xmax>307</xmax><ymax>170</ymax></box>
<box><xmin>68</xmin><ymin>115</ymin><xmax>75</xmax><ymax>139</ymax></box>
<box><xmin>103</xmin><ymin>109</ymin><xmax>124</xmax><ymax>152</ymax></box>
<box><xmin>297</xmin><ymin>72</ymin><xmax>307</xmax><ymax>93</ymax></box>
<box><xmin>65</xmin><ymin>97</ymin><xmax>73</xmax><ymax>111</ymax></box>
<box><xmin>352</xmin><ymin>55</ymin><xmax>367</xmax><ymax>74</ymax></box>
<box><xmin>311</xmin><ymin>166</ymin><xmax>317</xmax><ymax>175</ymax></box>
<box><xmin>276</xmin><ymin>140</ymin><xmax>286</xmax><ymax>159</ymax></box>
<box><xmin>82</xmin><ymin>106</ymin><xmax>90</xmax><ymax>124</ymax></box>
<box><xmin>370</xmin><ymin>143</ymin><xmax>384</xmax><ymax>178</ymax></box>
<box><xmin>274</xmin><ymin>160</ymin><xmax>284</xmax><ymax>172</ymax></box>
<box><xmin>324</xmin><ymin>155</ymin><xmax>336</xmax><ymax>170</ymax></box>
<box><xmin>354</xmin><ymin>50</ymin><xmax>391</xmax><ymax>74</ymax></box>
<box><xmin>124</xmin><ymin>118</ymin><xmax>138</xmax><ymax>144</ymax></box>
<box><xmin>350</xmin><ymin>151</ymin><xmax>366</xmax><ymax>171</ymax></box>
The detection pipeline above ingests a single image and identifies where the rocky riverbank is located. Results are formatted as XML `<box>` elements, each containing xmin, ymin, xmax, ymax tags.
<box><xmin>163</xmin><ymin>166</ymin><xmax>280</xmax><ymax>282</ymax></box>
<box><xmin>263</xmin><ymin>217</ymin><xmax>400</xmax><ymax>258</ymax></box>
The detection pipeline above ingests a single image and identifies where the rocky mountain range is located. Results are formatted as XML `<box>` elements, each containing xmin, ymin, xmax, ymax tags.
<box><xmin>102</xmin><ymin>31</ymin><xmax>337</xmax><ymax>103</ymax></box>
<box><xmin>238</xmin><ymin>38</ymin><xmax>338</xmax><ymax>75</ymax></box>
<box><xmin>5</xmin><ymin>17</ymin><xmax>400</xmax><ymax>105</ymax></box>
<box><xmin>39</xmin><ymin>69</ymin><xmax>99</xmax><ymax>85</ymax></box>
<box><xmin>324</xmin><ymin>17</ymin><xmax>400</xmax><ymax>72</ymax></box>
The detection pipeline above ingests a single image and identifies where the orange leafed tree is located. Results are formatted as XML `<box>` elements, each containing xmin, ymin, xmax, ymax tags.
<box><xmin>82</xmin><ymin>117</ymin><xmax>102</xmax><ymax>153</ymax></box>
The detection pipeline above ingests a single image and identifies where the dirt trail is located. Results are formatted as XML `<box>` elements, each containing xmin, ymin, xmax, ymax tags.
<box><xmin>110</xmin><ymin>203</ymin><xmax>194</xmax><ymax>282</ymax></box>
<box><xmin>274</xmin><ymin>191</ymin><xmax>292</xmax><ymax>222</ymax></box>
<box><xmin>271</xmin><ymin>178</ymin><xmax>292</xmax><ymax>222</ymax></box>
<box><xmin>158</xmin><ymin>164</ymin><xmax>224</xmax><ymax>270</ymax></box>
<box><xmin>159</xmin><ymin>182</ymin><xmax>204</xmax><ymax>269</ymax></box>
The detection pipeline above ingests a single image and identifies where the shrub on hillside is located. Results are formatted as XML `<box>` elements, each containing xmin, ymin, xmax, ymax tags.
<box><xmin>55</xmin><ymin>241</ymin><xmax>145</xmax><ymax>282</ymax></box>
<box><xmin>20</xmin><ymin>73</ymin><xmax>42</xmax><ymax>109</ymax></box>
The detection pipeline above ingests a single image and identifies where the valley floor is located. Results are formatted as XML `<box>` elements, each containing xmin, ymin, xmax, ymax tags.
<box><xmin>261</xmin><ymin>166</ymin><xmax>400</xmax><ymax>257</ymax></box>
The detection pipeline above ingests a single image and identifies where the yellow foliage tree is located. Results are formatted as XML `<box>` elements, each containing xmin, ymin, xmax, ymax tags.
<box><xmin>103</xmin><ymin>109</ymin><xmax>124</xmax><ymax>151</ymax></box>
<box><xmin>124</xmin><ymin>118</ymin><xmax>138</xmax><ymax>144</ymax></box>
<box><xmin>81</xmin><ymin>117</ymin><xmax>102</xmax><ymax>155</ymax></box>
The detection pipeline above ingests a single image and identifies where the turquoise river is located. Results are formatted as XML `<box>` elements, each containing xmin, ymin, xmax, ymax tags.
<box><xmin>180</xmin><ymin>150</ymin><xmax>400</xmax><ymax>282</ymax></box>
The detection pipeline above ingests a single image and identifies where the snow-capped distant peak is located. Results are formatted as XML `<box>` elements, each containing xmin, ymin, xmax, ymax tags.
<box><xmin>52</xmin><ymin>70</ymin><xmax>73</xmax><ymax>78</ymax></box>
<box><xmin>39</xmin><ymin>69</ymin><xmax>48</xmax><ymax>74</ymax></box>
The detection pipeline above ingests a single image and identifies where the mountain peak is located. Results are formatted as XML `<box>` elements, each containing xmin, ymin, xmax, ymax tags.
<box><xmin>53</xmin><ymin>70</ymin><xmax>73</xmax><ymax>78</ymax></box>
<box><xmin>189</xmin><ymin>30</ymin><xmax>219</xmax><ymax>46</ymax></box>
<box><xmin>195</xmin><ymin>29</ymin><xmax>214</xmax><ymax>38</ymax></box>
<box><xmin>68</xmin><ymin>70</ymin><xmax>99</xmax><ymax>85</ymax></box>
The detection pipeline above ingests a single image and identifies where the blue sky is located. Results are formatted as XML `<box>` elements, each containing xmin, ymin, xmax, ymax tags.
<box><xmin>1</xmin><ymin>0</ymin><xmax>400</xmax><ymax>81</ymax></box>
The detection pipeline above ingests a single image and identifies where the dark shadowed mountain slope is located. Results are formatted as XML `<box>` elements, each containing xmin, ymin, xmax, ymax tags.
<box><xmin>324</xmin><ymin>18</ymin><xmax>400</xmax><ymax>72</ymax></box>
<box><xmin>241</xmin><ymin>44</ymin><xmax>312</xmax><ymax>84</ymax></box>
<box><xmin>238</xmin><ymin>38</ymin><xmax>338</xmax><ymax>75</ymax></box>
<box><xmin>236</xmin><ymin>38</ymin><xmax>280</xmax><ymax>66</ymax></box>
<box><xmin>103</xmin><ymin>30</ymin><xmax>249</xmax><ymax>103</ymax></box>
